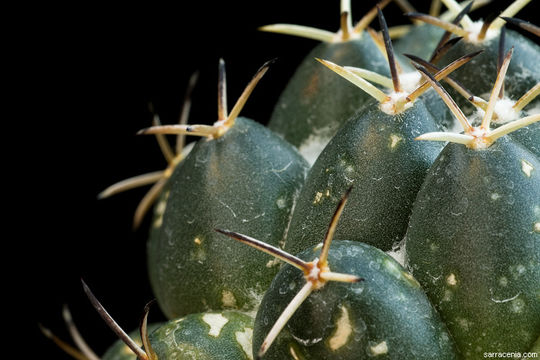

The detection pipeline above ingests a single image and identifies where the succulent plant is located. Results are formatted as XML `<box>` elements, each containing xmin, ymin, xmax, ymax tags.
<box><xmin>140</xmin><ymin>60</ymin><xmax>309</xmax><ymax>319</ymax></box>
<box><xmin>39</xmin><ymin>1</ymin><xmax>540</xmax><ymax>359</ymax></box>
<box><xmin>405</xmin><ymin>50</ymin><xmax>540</xmax><ymax>356</ymax></box>
<box><xmin>407</xmin><ymin>0</ymin><xmax>540</xmax><ymax>109</ymax></box>
<box><xmin>264</xmin><ymin>0</ymin><xmax>392</xmax><ymax>164</ymax></box>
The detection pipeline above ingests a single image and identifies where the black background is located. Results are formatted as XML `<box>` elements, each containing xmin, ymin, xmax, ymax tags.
<box><xmin>13</xmin><ymin>0</ymin><xmax>537</xmax><ymax>358</ymax></box>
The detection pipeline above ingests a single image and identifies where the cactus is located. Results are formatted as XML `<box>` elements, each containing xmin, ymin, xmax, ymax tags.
<box><xmin>407</xmin><ymin>0</ymin><xmax>540</xmax><ymax>108</ymax></box>
<box><xmin>264</xmin><ymin>0</ymin><xmax>392</xmax><ymax>164</ymax></box>
<box><xmin>39</xmin><ymin>1</ymin><xmax>540</xmax><ymax>359</ymax></box>
<box><xmin>140</xmin><ymin>60</ymin><xmax>309</xmax><ymax>319</ymax></box>
<box><xmin>405</xmin><ymin>52</ymin><xmax>540</xmax><ymax>357</ymax></box>
<box><xmin>284</xmin><ymin>9</ymin><xmax>482</xmax><ymax>254</ymax></box>
<box><xmin>218</xmin><ymin>188</ymin><xmax>458</xmax><ymax>359</ymax></box>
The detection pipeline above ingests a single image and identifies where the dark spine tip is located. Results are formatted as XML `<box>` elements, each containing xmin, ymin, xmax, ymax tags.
<box><xmin>500</xmin><ymin>16</ymin><xmax>524</xmax><ymax>26</ymax></box>
<box><xmin>143</xmin><ymin>299</ymin><xmax>157</xmax><ymax>313</ymax></box>
<box><xmin>414</xmin><ymin>64</ymin><xmax>434</xmax><ymax>79</ymax></box>
<box><xmin>497</xmin><ymin>26</ymin><xmax>507</xmax><ymax>71</ymax></box>
<box><xmin>402</xmin><ymin>53</ymin><xmax>425</xmax><ymax>63</ymax></box>
<box><xmin>377</xmin><ymin>7</ymin><xmax>400</xmax><ymax>92</ymax></box>
<box><xmin>404</xmin><ymin>54</ymin><xmax>438</xmax><ymax>73</ymax></box>
<box><xmin>260</xmin><ymin>57</ymin><xmax>278</xmax><ymax>70</ymax></box>
<box><xmin>484</xmin><ymin>11</ymin><xmax>499</xmax><ymax>25</ymax></box>
<box><xmin>214</xmin><ymin>228</ymin><xmax>229</xmax><ymax>235</ymax></box>
<box><xmin>469</xmin><ymin>49</ymin><xmax>485</xmax><ymax>58</ymax></box>
<box><xmin>429</xmin><ymin>0</ymin><xmax>470</xmax><ymax>63</ymax></box>
<box><xmin>446</xmin><ymin>36</ymin><xmax>463</xmax><ymax>46</ymax></box>
<box><xmin>460</xmin><ymin>0</ymin><xmax>474</xmax><ymax>17</ymax></box>
<box><xmin>430</xmin><ymin>36</ymin><xmax>463</xmax><ymax>64</ymax></box>
<box><xmin>343</xmin><ymin>184</ymin><xmax>354</xmax><ymax>199</ymax></box>
<box><xmin>403</xmin><ymin>11</ymin><xmax>420</xmax><ymax>18</ymax></box>
<box><xmin>479</xmin><ymin>12</ymin><xmax>498</xmax><ymax>40</ymax></box>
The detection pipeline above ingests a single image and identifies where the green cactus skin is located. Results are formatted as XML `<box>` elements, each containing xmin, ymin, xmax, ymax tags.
<box><xmin>102</xmin><ymin>324</ymin><xmax>162</xmax><ymax>360</ymax></box>
<box><xmin>405</xmin><ymin>139</ymin><xmax>540</xmax><ymax>357</ymax></box>
<box><xmin>510</xmin><ymin>121</ymin><xmax>540</xmax><ymax>158</ymax></box>
<box><xmin>285</xmin><ymin>99</ymin><xmax>443</xmax><ymax>254</ymax></box>
<box><xmin>267</xmin><ymin>39</ymin><xmax>389</xmax><ymax>164</ymax></box>
<box><xmin>254</xmin><ymin>241</ymin><xmax>458</xmax><ymax>359</ymax></box>
<box><xmin>438</xmin><ymin>30</ymin><xmax>540</xmax><ymax>108</ymax></box>
<box><xmin>420</xmin><ymin>87</ymin><xmax>456</xmax><ymax>131</ymax></box>
<box><xmin>148</xmin><ymin>117</ymin><xmax>309</xmax><ymax>319</ymax></box>
<box><xmin>150</xmin><ymin>310</ymin><xmax>254</xmax><ymax>360</ymax></box>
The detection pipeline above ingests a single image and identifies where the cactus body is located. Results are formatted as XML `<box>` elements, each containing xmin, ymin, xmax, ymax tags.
<box><xmin>254</xmin><ymin>241</ymin><xmax>457</xmax><ymax>359</ymax></box>
<box><xmin>286</xmin><ymin>100</ymin><xmax>442</xmax><ymax>254</ymax></box>
<box><xmin>405</xmin><ymin>139</ymin><xmax>540</xmax><ymax>357</ymax></box>
<box><xmin>268</xmin><ymin>39</ymin><xmax>389</xmax><ymax>164</ymax></box>
<box><xmin>149</xmin><ymin>117</ymin><xmax>308</xmax><ymax>319</ymax></box>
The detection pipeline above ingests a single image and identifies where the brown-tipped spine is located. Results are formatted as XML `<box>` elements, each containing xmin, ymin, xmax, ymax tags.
<box><xmin>224</xmin><ymin>58</ymin><xmax>276</xmax><ymax>128</ymax></box>
<box><xmin>497</xmin><ymin>27</ymin><xmax>507</xmax><ymax>98</ymax></box>
<box><xmin>501</xmin><ymin>16</ymin><xmax>540</xmax><ymax>37</ymax></box>
<box><xmin>320</xmin><ymin>186</ymin><xmax>353</xmax><ymax>266</ymax></box>
<box><xmin>81</xmin><ymin>279</ymin><xmax>149</xmax><ymax>360</ymax></box>
<box><xmin>214</xmin><ymin>228</ymin><xmax>309</xmax><ymax>271</ymax></box>
<box><xmin>478</xmin><ymin>12</ymin><xmax>498</xmax><ymax>41</ymax></box>
<box><xmin>353</xmin><ymin>0</ymin><xmax>392</xmax><ymax>33</ymax></box>
<box><xmin>406</xmin><ymin>50</ymin><xmax>483</xmax><ymax>102</ymax></box>
<box><xmin>377</xmin><ymin>7</ymin><xmax>400</xmax><ymax>92</ymax></box>
<box><xmin>430</xmin><ymin>1</ymin><xmax>472</xmax><ymax>62</ymax></box>
<box><xmin>404</xmin><ymin>53</ymin><xmax>484</xmax><ymax>108</ymax></box>
<box><xmin>404</xmin><ymin>12</ymin><xmax>469</xmax><ymax>37</ymax></box>
<box><xmin>217</xmin><ymin>59</ymin><xmax>228</xmax><ymax>121</ymax></box>
<box><xmin>140</xmin><ymin>300</ymin><xmax>158</xmax><ymax>360</ymax></box>
<box><xmin>414</xmin><ymin>64</ymin><xmax>472</xmax><ymax>133</ymax></box>
<box><xmin>430</xmin><ymin>36</ymin><xmax>463</xmax><ymax>65</ymax></box>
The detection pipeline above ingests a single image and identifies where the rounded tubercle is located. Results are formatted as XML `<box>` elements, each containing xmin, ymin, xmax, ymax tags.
<box><xmin>215</xmin><ymin>186</ymin><xmax>363</xmax><ymax>358</ymax></box>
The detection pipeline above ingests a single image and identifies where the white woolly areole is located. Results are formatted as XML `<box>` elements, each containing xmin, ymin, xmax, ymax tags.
<box><xmin>379</xmin><ymin>91</ymin><xmax>413</xmax><ymax>115</ymax></box>
<box><xmin>466</xmin><ymin>20</ymin><xmax>499</xmax><ymax>43</ymax></box>
<box><xmin>399</xmin><ymin>71</ymin><xmax>422</xmax><ymax>94</ymax></box>
<box><xmin>470</xmin><ymin>127</ymin><xmax>489</xmax><ymax>138</ymax></box>
<box><xmin>473</xmin><ymin>98</ymin><xmax>520</xmax><ymax>125</ymax></box>
<box><xmin>493</xmin><ymin>98</ymin><xmax>520</xmax><ymax>123</ymax></box>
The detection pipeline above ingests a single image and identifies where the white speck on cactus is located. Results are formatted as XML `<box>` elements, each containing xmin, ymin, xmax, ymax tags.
<box><xmin>202</xmin><ymin>313</ymin><xmax>229</xmax><ymax>337</ymax></box>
